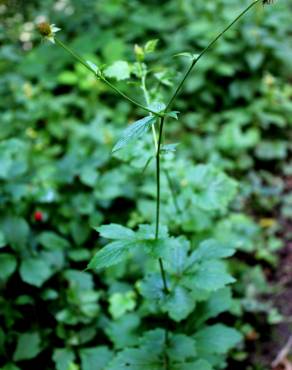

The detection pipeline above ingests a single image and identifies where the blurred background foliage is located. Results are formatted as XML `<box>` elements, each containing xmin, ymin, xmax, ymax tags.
<box><xmin>0</xmin><ymin>0</ymin><xmax>292</xmax><ymax>369</ymax></box>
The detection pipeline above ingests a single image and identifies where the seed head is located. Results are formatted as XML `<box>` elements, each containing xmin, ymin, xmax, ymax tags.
<box><xmin>37</xmin><ymin>22</ymin><xmax>52</xmax><ymax>37</ymax></box>
<box><xmin>37</xmin><ymin>22</ymin><xmax>61</xmax><ymax>43</ymax></box>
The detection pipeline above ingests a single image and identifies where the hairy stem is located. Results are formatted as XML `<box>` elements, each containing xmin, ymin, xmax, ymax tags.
<box><xmin>54</xmin><ymin>37</ymin><xmax>163</xmax><ymax>117</ymax></box>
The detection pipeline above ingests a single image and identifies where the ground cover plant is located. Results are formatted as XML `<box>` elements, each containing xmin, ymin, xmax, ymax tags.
<box><xmin>0</xmin><ymin>0</ymin><xmax>291</xmax><ymax>369</ymax></box>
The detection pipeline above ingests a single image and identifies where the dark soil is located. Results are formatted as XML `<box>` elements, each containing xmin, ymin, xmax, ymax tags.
<box><xmin>252</xmin><ymin>175</ymin><xmax>292</xmax><ymax>369</ymax></box>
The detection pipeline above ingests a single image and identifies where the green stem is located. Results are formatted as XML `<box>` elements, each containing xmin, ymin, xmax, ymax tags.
<box><xmin>164</xmin><ymin>169</ymin><xmax>181</xmax><ymax>214</ymax></box>
<box><xmin>154</xmin><ymin>0</ymin><xmax>260</xmax><ymax>296</ymax></box>
<box><xmin>166</xmin><ymin>0</ymin><xmax>260</xmax><ymax>110</ymax></box>
<box><xmin>54</xmin><ymin>37</ymin><xmax>163</xmax><ymax>117</ymax></box>
<box><xmin>139</xmin><ymin>69</ymin><xmax>168</xmax><ymax>296</ymax></box>
<box><xmin>155</xmin><ymin>117</ymin><xmax>169</xmax><ymax>295</ymax></box>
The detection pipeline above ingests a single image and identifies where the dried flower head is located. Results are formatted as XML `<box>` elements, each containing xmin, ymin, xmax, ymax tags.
<box><xmin>37</xmin><ymin>22</ymin><xmax>60</xmax><ymax>43</ymax></box>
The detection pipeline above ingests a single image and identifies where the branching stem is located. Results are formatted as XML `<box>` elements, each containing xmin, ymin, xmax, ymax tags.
<box><xmin>165</xmin><ymin>0</ymin><xmax>260</xmax><ymax>111</ymax></box>
<box><xmin>54</xmin><ymin>37</ymin><xmax>163</xmax><ymax>117</ymax></box>
<box><xmin>52</xmin><ymin>3</ymin><xmax>262</xmax><ymax>368</ymax></box>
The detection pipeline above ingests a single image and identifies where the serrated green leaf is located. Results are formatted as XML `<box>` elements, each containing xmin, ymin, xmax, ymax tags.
<box><xmin>113</xmin><ymin>116</ymin><xmax>156</xmax><ymax>152</ymax></box>
<box><xmin>80</xmin><ymin>347</ymin><xmax>113</xmax><ymax>370</ymax></box>
<box><xmin>105</xmin><ymin>313</ymin><xmax>141</xmax><ymax>349</ymax></box>
<box><xmin>164</xmin><ymin>236</ymin><xmax>190</xmax><ymax>275</ymax></box>
<box><xmin>168</xmin><ymin>334</ymin><xmax>197</xmax><ymax>362</ymax></box>
<box><xmin>53</xmin><ymin>348</ymin><xmax>75</xmax><ymax>370</ymax></box>
<box><xmin>96</xmin><ymin>224</ymin><xmax>135</xmax><ymax>240</ymax></box>
<box><xmin>195</xmin><ymin>288</ymin><xmax>232</xmax><ymax>328</ymax></box>
<box><xmin>193</xmin><ymin>260</ymin><xmax>235</xmax><ymax>291</ymax></box>
<box><xmin>165</xmin><ymin>286</ymin><xmax>195</xmax><ymax>322</ymax></box>
<box><xmin>188</xmin><ymin>239</ymin><xmax>235</xmax><ymax>265</ymax></box>
<box><xmin>194</xmin><ymin>324</ymin><xmax>242</xmax><ymax>355</ymax></box>
<box><xmin>13</xmin><ymin>332</ymin><xmax>42</xmax><ymax>361</ymax></box>
<box><xmin>88</xmin><ymin>240</ymin><xmax>133</xmax><ymax>270</ymax></box>
<box><xmin>187</xmin><ymin>165</ymin><xmax>237</xmax><ymax>211</ymax></box>
<box><xmin>104</xmin><ymin>61</ymin><xmax>130</xmax><ymax>81</ymax></box>
<box><xmin>106</xmin><ymin>348</ymin><xmax>162</xmax><ymax>370</ymax></box>
<box><xmin>109</xmin><ymin>291</ymin><xmax>136</xmax><ymax>319</ymax></box>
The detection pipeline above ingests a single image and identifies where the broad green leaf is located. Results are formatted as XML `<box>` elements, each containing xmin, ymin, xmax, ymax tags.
<box><xmin>164</xmin><ymin>236</ymin><xmax>189</xmax><ymax>274</ymax></box>
<box><xmin>140</xmin><ymin>273</ymin><xmax>165</xmax><ymax>303</ymax></box>
<box><xmin>39</xmin><ymin>232</ymin><xmax>70</xmax><ymax>250</ymax></box>
<box><xmin>88</xmin><ymin>240</ymin><xmax>133</xmax><ymax>270</ymax></box>
<box><xmin>96</xmin><ymin>224</ymin><xmax>135</xmax><ymax>240</ymax></box>
<box><xmin>104</xmin><ymin>61</ymin><xmax>130</xmax><ymax>80</ymax></box>
<box><xmin>0</xmin><ymin>253</ymin><xmax>17</xmax><ymax>281</ymax></box>
<box><xmin>165</xmin><ymin>286</ymin><xmax>195</xmax><ymax>322</ymax></box>
<box><xmin>194</xmin><ymin>324</ymin><xmax>243</xmax><ymax>355</ymax></box>
<box><xmin>80</xmin><ymin>347</ymin><xmax>113</xmax><ymax>370</ymax></box>
<box><xmin>64</xmin><ymin>270</ymin><xmax>94</xmax><ymax>290</ymax></box>
<box><xmin>186</xmin><ymin>165</ymin><xmax>237</xmax><ymax>212</ymax></box>
<box><xmin>193</xmin><ymin>260</ymin><xmax>235</xmax><ymax>291</ymax></box>
<box><xmin>168</xmin><ymin>334</ymin><xmax>197</xmax><ymax>362</ymax></box>
<box><xmin>112</xmin><ymin>116</ymin><xmax>156</xmax><ymax>152</ymax></box>
<box><xmin>188</xmin><ymin>239</ymin><xmax>235</xmax><ymax>265</ymax></box>
<box><xmin>1</xmin><ymin>217</ymin><xmax>29</xmax><ymax>251</ymax></box>
<box><xmin>106</xmin><ymin>348</ymin><xmax>162</xmax><ymax>370</ymax></box>
<box><xmin>53</xmin><ymin>348</ymin><xmax>75</xmax><ymax>370</ymax></box>
<box><xmin>13</xmin><ymin>332</ymin><xmax>42</xmax><ymax>361</ymax></box>
<box><xmin>105</xmin><ymin>313</ymin><xmax>141</xmax><ymax>349</ymax></box>
<box><xmin>195</xmin><ymin>288</ymin><xmax>232</xmax><ymax>328</ymax></box>
<box><xmin>19</xmin><ymin>258</ymin><xmax>53</xmax><ymax>287</ymax></box>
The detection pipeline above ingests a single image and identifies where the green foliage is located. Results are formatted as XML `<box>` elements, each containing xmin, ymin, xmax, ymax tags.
<box><xmin>112</xmin><ymin>116</ymin><xmax>156</xmax><ymax>152</ymax></box>
<box><xmin>13</xmin><ymin>332</ymin><xmax>42</xmax><ymax>361</ymax></box>
<box><xmin>0</xmin><ymin>0</ymin><xmax>290</xmax><ymax>369</ymax></box>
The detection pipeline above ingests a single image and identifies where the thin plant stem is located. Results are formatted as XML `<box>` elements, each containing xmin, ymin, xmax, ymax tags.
<box><xmin>54</xmin><ymin>37</ymin><xmax>163</xmax><ymax>117</ymax></box>
<box><xmin>154</xmin><ymin>0</ymin><xmax>260</xmax><ymax>297</ymax></box>
<box><xmin>164</xmin><ymin>169</ymin><xmax>181</xmax><ymax>214</ymax></box>
<box><xmin>52</xmin><ymin>4</ymin><xmax>262</xmax><ymax>367</ymax></box>
<box><xmin>165</xmin><ymin>0</ymin><xmax>260</xmax><ymax>111</ymax></box>
<box><xmin>140</xmin><ymin>71</ymin><xmax>169</xmax><ymax>295</ymax></box>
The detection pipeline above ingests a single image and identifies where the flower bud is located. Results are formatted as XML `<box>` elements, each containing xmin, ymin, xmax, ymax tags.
<box><xmin>37</xmin><ymin>22</ymin><xmax>52</xmax><ymax>37</ymax></box>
